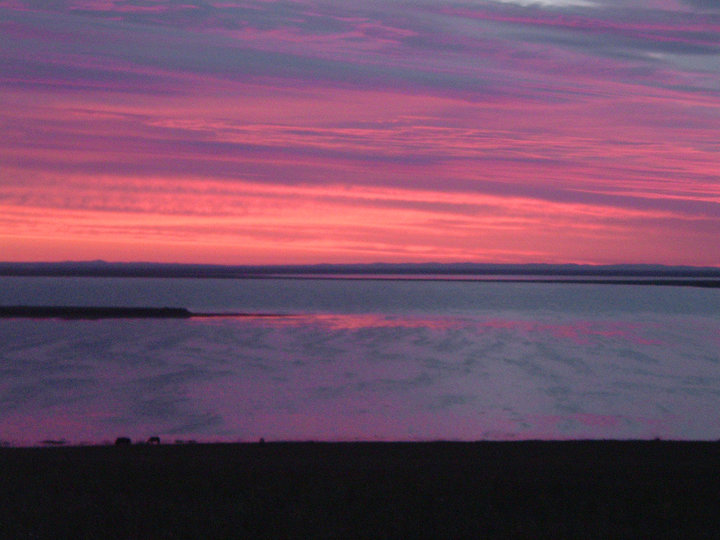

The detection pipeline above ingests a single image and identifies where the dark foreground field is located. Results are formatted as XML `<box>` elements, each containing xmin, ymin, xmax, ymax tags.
<box><xmin>2</xmin><ymin>441</ymin><xmax>720</xmax><ymax>538</ymax></box>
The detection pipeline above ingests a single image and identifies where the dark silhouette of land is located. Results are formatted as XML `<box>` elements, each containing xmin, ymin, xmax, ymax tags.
<box><xmin>0</xmin><ymin>306</ymin><xmax>193</xmax><ymax>319</ymax></box>
<box><xmin>1</xmin><ymin>440</ymin><xmax>719</xmax><ymax>538</ymax></box>
<box><xmin>0</xmin><ymin>306</ymin><xmax>289</xmax><ymax>319</ymax></box>
<box><xmin>1</xmin><ymin>261</ymin><xmax>720</xmax><ymax>287</ymax></box>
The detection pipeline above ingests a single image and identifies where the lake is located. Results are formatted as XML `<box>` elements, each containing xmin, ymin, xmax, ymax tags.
<box><xmin>0</xmin><ymin>276</ymin><xmax>718</xmax><ymax>445</ymax></box>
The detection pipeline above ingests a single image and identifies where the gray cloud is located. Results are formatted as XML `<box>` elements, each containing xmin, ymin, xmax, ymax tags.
<box><xmin>4</xmin><ymin>1</ymin><xmax>718</xmax><ymax>99</ymax></box>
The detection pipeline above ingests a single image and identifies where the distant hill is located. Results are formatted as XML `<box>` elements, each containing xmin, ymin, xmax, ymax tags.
<box><xmin>1</xmin><ymin>261</ymin><xmax>719</xmax><ymax>278</ymax></box>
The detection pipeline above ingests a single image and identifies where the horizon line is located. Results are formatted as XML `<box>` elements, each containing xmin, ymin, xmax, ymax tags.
<box><xmin>2</xmin><ymin>260</ymin><xmax>720</xmax><ymax>269</ymax></box>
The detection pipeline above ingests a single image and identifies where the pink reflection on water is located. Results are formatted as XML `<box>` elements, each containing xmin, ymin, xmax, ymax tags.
<box><xmin>481</xmin><ymin>413</ymin><xmax>679</xmax><ymax>441</ymax></box>
<box><xmin>576</xmin><ymin>413</ymin><xmax>622</xmax><ymax>428</ymax></box>
<box><xmin>307</xmin><ymin>314</ymin><xmax>467</xmax><ymax>330</ymax></box>
<box><xmin>0</xmin><ymin>409</ymin><xmax>682</xmax><ymax>446</ymax></box>
<box><xmin>0</xmin><ymin>314</ymin><xmax>680</xmax><ymax>446</ymax></box>
<box><xmin>473</xmin><ymin>318</ymin><xmax>661</xmax><ymax>345</ymax></box>
<box><xmin>542</xmin><ymin>321</ymin><xmax>662</xmax><ymax>346</ymax></box>
<box><xmin>1</xmin><ymin>410</ymin><xmax>117</xmax><ymax>446</ymax></box>
<box><xmin>192</xmin><ymin>313</ymin><xmax>467</xmax><ymax>330</ymax></box>
<box><xmin>194</xmin><ymin>313</ymin><xmax>662</xmax><ymax>345</ymax></box>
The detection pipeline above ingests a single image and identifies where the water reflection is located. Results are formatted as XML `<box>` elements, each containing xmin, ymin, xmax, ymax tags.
<box><xmin>194</xmin><ymin>313</ymin><xmax>663</xmax><ymax>346</ymax></box>
<box><xmin>0</xmin><ymin>309</ymin><xmax>717</xmax><ymax>446</ymax></box>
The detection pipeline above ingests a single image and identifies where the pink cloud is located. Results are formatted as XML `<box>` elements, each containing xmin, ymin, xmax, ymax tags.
<box><xmin>1</xmin><ymin>1</ymin><xmax>719</xmax><ymax>264</ymax></box>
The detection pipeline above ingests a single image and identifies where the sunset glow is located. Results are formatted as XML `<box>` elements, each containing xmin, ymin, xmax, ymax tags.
<box><xmin>1</xmin><ymin>0</ymin><xmax>719</xmax><ymax>265</ymax></box>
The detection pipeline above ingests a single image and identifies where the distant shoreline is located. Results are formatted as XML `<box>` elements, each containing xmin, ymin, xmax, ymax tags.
<box><xmin>2</xmin><ymin>272</ymin><xmax>720</xmax><ymax>288</ymax></box>
<box><xmin>2</xmin><ymin>261</ymin><xmax>720</xmax><ymax>281</ymax></box>
<box><xmin>2</xmin><ymin>437</ymin><xmax>719</xmax><ymax>449</ymax></box>
<box><xmin>229</xmin><ymin>275</ymin><xmax>720</xmax><ymax>287</ymax></box>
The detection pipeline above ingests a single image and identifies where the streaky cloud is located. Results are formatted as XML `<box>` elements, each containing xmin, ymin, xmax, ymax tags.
<box><xmin>1</xmin><ymin>1</ymin><xmax>719</xmax><ymax>265</ymax></box>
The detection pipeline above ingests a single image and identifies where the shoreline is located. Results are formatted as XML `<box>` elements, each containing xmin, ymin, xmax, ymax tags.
<box><xmin>0</xmin><ymin>305</ymin><xmax>193</xmax><ymax>319</ymax></box>
<box><xmin>2</xmin><ymin>436</ymin><xmax>719</xmax><ymax>449</ymax></box>
<box><xmin>3</xmin><ymin>272</ymin><xmax>720</xmax><ymax>287</ymax></box>
<box><xmin>2</xmin><ymin>440</ymin><xmax>719</xmax><ymax>537</ymax></box>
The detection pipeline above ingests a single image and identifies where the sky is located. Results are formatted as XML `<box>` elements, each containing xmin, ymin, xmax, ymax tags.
<box><xmin>1</xmin><ymin>0</ymin><xmax>719</xmax><ymax>265</ymax></box>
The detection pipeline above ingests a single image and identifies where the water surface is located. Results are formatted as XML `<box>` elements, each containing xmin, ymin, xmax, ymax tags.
<box><xmin>1</xmin><ymin>277</ymin><xmax>718</xmax><ymax>445</ymax></box>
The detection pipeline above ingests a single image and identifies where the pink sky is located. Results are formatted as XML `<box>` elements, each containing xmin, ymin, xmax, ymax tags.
<box><xmin>1</xmin><ymin>0</ymin><xmax>719</xmax><ymax>265</ymax></box>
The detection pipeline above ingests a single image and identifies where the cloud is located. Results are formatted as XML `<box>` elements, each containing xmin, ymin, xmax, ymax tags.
<box><xmin>4</xmin><ymin>1</ymin><xmax>717</xmax><ymax>98</ymax></box>
<box><xmin>1</xmin><ymin>1</ymin><xmax>719</xmax><ymax>264</ymax></box>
